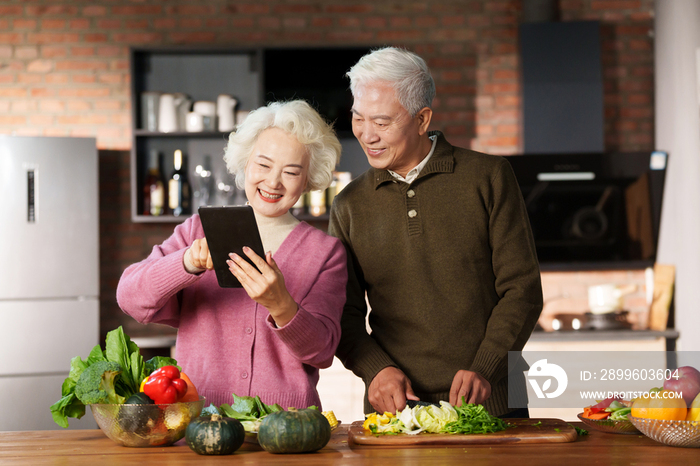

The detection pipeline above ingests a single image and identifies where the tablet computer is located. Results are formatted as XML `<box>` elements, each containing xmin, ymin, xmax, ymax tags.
<box><xmin>198</xmin><ymin>205</ymin><xmax>265</xmax><ymax>288</ymax></box>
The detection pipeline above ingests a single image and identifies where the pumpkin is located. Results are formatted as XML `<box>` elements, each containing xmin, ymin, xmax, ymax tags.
<box><xmin>117</xmin><ymin>392</ymin><xmax>158</xmax><ymax>434</ymax></box>
<box><xmin>185</xmin><ymin>413</ymin><xmax>245</xmax><ymax>455</ymax></box>
<box><xmin>257</xmin><ymin>408</ymin><xmax>331</xmax><ymax>454</ymax></box>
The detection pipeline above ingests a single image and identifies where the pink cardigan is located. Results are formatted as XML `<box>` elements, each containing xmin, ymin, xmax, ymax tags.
<box><xmin>116</xmin><ymin>215</ymin><xmax>347</xmax><ymax>410</ymax></box>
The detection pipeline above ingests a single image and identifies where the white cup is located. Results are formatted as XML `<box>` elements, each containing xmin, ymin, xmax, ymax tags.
<box><xmin>588</xmin><ymin>284</ymin><xmax>624</xmax><ymax>314</ymax></box>
<box><xmin>186</xmin><ymin>112</ymin><xmax>204</xmax><ymax>132</ymax></box>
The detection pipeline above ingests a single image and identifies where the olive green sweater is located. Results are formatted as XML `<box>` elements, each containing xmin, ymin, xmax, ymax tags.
<box><xmin>328</xmin><ymin>132</ymin><xmax>543</xmax><ymax>416</ymax></box>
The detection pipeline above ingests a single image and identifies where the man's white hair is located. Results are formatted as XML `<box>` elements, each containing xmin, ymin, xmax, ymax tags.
<box><xmin>346</xmin><ymin>47</ymin><xmax>435</xmax><ymax>116</ymax></box>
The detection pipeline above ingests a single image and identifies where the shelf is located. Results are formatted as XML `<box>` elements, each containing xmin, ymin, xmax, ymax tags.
<box><xmin>134</xmin><ymin>130</ymin><xmax>232</xmax><ymax>138</ymax></box>
<box><xmin>129</xmin><ymin>47</ymin><xmax>263</xmax><ymax>223</ymax></box>
<box><xmin>129</xmin><ymin>46</ymin><xmax>371</xmax><ymax>223</ymax></box>
<box><xmin>131</xmin><ymin>214</ymin><xmax>188</xmax><ymax>224</ymax></box>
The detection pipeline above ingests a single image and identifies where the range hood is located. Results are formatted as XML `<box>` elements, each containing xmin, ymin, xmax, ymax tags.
<box><xmin>519</xmin><ymin>3</ymin><xmax>604</xmax><ymax>154</ymax></box>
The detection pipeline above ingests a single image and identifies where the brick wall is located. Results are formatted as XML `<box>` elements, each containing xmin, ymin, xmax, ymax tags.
<box><xmin>0</xmin><ymin>0</ymin><xmax>657</xmax><ymax>339</ymax></box>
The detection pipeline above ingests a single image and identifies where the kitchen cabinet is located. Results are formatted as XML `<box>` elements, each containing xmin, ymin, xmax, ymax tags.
<box><xmin>129</xmin><ymin>46</ymin><xmax>263</xmax><ymax>223</ymax></box>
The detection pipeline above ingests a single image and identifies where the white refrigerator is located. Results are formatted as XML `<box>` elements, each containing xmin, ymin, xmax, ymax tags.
<box><xmin>0</xmin><ymin>136</ymin><xmax>99</xmax><ymax>431</ymax></box>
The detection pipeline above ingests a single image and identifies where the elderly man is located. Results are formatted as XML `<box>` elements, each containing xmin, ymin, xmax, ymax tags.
<box><xmin>328</xmin><ymin>47</ymin><xmax>543</xmax><ymax>418</ymax></box>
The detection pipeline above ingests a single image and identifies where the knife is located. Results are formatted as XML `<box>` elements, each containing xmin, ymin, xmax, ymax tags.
<box><xmin>406</xmin><ymin>400</ymin><xmax>440</xmax><ymax>408</ymax></box>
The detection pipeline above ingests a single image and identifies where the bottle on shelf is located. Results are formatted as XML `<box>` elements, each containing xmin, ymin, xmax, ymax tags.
<box><xmin>168</xmin><ymin>149</ymin><xmax>192</xmax><ymax>217</ymax></box>
<box><xmin>193</xmin><ymin>154</ymin><xmax>215</xmax><ymax>210</ymax></box>
<box><xmin>308</xmin><ymin>190</ymin><xmax>327</xmax><ymax>217</ymax></box>
<box><xmin>291</xmin><ymin>192</ymin><xmax>307</xmax><ymax>217</ymax></box>
<box><xmin>143</xmin><ymin>149</ymin><xmax>166</xmax><ymax>216</ymax></box>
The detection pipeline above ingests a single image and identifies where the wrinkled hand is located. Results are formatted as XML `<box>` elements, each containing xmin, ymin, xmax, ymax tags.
<box><xmin>368</xmin><ymin>366</ymin><xmax>420</xmax><ymax>414</ymax></box>
<box><xmin>184</xmin><ymin>238</ymin><xmax>214</xmax><ymax>273</ymax></box>
<box><xmin>449</xmin><ymin>370</ymin><xmax>491</xmax><ymax>406</ymax></box>
<box><xmin>227</xmin><ymin>246</ymin><xmax>298</xmax><ymax>327</ymax></box>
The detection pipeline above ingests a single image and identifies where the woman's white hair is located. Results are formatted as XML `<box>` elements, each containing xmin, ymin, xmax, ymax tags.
<box><xmin>346</xmin><ymin>47</ymin><xmax>435</xmax><ymax>116</ymax></box>
<box><xmin>223</xmin><ymin>100</ymin><xmax>341</xmax><ymax>192</ymax></box>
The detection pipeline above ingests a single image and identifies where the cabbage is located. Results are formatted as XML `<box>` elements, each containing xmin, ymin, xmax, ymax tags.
<box><xmin>397</xmin><ymin>406</ymin><xmax>423</xmax><ymax>434</ymax></box>
<box><xmin>413</xmin><ymin>402</ymin><xmax>458</xmax><ymax>433</ymax></box>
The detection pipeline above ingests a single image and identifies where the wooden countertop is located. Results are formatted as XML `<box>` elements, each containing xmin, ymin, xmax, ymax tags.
<box><xmin>1</xmin><ymin>423</ymin><xmax>696</xmax><ymax>465</ymax></box>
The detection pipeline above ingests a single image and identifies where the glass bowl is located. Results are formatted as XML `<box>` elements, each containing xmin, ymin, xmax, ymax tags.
<box><xmin>576</xmin><ymin>413</ymin><xmax>640</xmax><ymax>434</ymax></box>
<box><xmin>90</xmin><ymin>396</ymin><xmax>205</xmax><ymax>447</ymax></box>
<box><xmin>628</xmin><ymin>416</ymin><xmax>700</xmax><ymax>448</ymax></box>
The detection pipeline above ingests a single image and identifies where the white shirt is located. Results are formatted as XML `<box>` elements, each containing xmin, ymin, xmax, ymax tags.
<box><xmin>388</xmin><ymin>135</ymin><xmax>438</xmax><ymax>184</ymax></box>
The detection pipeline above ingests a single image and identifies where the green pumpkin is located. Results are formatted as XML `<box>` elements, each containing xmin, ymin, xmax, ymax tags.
<box><xmin>258</xmin><ymin>408</ymin><xmax>331</xmax><ymax>454</ymax></box>
<box><xmin>185</xmin><ymin>413</ymin><xmax>245</xmax><ymax>455</ymax></box>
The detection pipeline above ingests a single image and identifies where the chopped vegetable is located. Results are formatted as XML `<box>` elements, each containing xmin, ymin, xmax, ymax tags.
<box><xmin>442</xmin><ymin>400</ymin><xmax>508</xmax><ymax>435</ymax></box>
<box><xmin>322</xmin><ymin>411</ymin><xmax>339</xmax><ymax>429</ymax></box>
<box><xmin>413</xmin><ymin>402</ymin><xmax>458</xmax><ymax>433</ymax></box>
<box><xmin>582</xmin><ymin>397</ymin><xmax>632</xmax><ymax>420</ymax></box>
<box><xmin>363</xmin><ymin>412</ymin><xmax>403</xmax><ymax>434</ymax></box>
<box><xmin>609</xmin><ymin>407</ymin><xmax>632</xmax><ymax>420</ymax></box>
<box><xmin>571</xmin><ymin>424</ymin><xmax>588</xmax><ymax>436</ymax></box>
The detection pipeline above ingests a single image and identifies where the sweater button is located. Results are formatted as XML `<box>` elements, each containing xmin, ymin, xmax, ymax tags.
<box><xmin>408</xmin><ymin>209</ymin><xmax>417</xmax><ymax>218</ymax></box>
<box><xmin>245</xmin><ymin>327</ymin><xmax>252</xmax><ymax>334</ymax></box>
<box><xmin>241</xmin><ymin>371</ymin><xmax>248</xmax><ymax>379</ymax></box>
<box><xmin>407</xmin><ymin>189</ymin><xmax>415</xmax><ymax>198</ymax></box>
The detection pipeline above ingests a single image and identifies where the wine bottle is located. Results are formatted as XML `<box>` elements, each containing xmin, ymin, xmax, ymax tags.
<box><xmin>143</xmin><ymin>149</ymin><xmax>165</xmax><ymax>216</ymax></box>
<box><xmin>168</xmin><ymin>149</ymin><xmax>192</xmax><ymax>216</ymax></box>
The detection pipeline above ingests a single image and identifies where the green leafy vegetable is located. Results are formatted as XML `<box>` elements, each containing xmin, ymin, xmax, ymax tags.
<box><xmin>570</xmin><ymin>424</ymin><xmax>589</xmax><ymax>436</ymax></box>
<box><xmin>609</xmin><ymin>407</ymin><xmax>632</xmax><ymax>420</ymax></box>
<box><xmin>216</xmin><ymin>393</ymin><xmax>285</xmax><ymax>433</ymax></box>
<box><xmin>50</xmin><ymin>326</ymin><xmax>181</xmax><ymax>428</ymax></box>
<box><xmin>201</xmin><ymin>404</ymin><xmax>222</xmax><ymax>416</ymax></box>
<box><xmin>441</xmin><ymin>399</ymin><xmax>508</xmax><ymax>435</ymax></box>
<box><xmin>532</xmin><ymin>421</ymin><xmax>542</xmax><ymax>426</ymax></box>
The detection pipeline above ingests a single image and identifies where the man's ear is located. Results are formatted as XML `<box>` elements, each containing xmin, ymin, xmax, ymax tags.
<box><xmin>416</xmin><ymin>107</ymin><xmax>433</xmax><ymax>135</ymax></box>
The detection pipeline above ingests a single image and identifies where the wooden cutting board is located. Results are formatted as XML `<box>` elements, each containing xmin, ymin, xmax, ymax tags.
<box><xmin>348</xmin><ymin>418</ymin><xmax>577</xmax><ymax>446</ymax></box>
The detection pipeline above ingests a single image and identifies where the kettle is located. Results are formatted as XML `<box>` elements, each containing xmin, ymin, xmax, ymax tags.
<box><xmin>158</xmin><ymin>93</ymin><xmax>178</xmax><ymax>133</ymax></box>
<box><xmin>587</xmin><ymin>284</ymin><xmax>637</xmax><ymax>314</ymax></box>
<box><xmin>174</xmin><ymin>93</ymin><xmax>192</xmax><ymax>132</ymax></box>
<box><xmin>217</xmin><ymin>94</ymin><xmax>238</xmax><ymax>132</ymax></box>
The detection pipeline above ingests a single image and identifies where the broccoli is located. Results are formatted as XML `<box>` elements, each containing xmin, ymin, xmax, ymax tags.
<box><xmin>74</xmin><ymin>361</ymin><xmax>126</xmax><ymax>405</ymax></box>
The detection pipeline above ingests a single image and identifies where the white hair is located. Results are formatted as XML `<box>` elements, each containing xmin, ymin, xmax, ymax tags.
<box><xmin>346</xmin><ymin>47</ymin><xmax>435</xmax><ymax>116</ymax></box>
<box><xmin>223</xmin><ymin>100</ymin><xmax>342</xmax><ymax>192</ymax></box>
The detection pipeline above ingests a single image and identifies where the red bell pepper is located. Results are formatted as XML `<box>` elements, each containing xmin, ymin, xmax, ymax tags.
<box><xmin>142</xmin><ymin>366</ymin><xmax>188</xmax><ymax>404</ymax></box>
<box><xmin>588</xmin><ymin>396</ymin><xmax>621</xmax><ymax>414</ymax></box>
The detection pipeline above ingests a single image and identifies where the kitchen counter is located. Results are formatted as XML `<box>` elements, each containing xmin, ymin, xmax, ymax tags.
<box><xmin>1</xmin><ymin>423</ymin><xmax>696</xmax><ymax>465</ymax></box>
<box><xmin>529</xmin><ymin>329</ymin><xmax>679</xmax><ymax>342</ymax></box>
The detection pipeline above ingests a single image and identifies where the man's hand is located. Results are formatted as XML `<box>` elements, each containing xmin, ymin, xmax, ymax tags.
<box><xmin>449</xmin><ymin>370</ymin><xmax>491</xmax><ymax>406</ymax></box>
<box><xmin>368</xmin><ymin>366</ymin><xmax>419</xmax><ymax>414</ymax></box>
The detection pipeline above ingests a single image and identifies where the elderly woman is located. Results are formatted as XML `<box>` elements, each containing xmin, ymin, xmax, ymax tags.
<box><xmin>117</xmin><ymin>100</ymin><xmax>347</xmax><ymax>409</ymax></box>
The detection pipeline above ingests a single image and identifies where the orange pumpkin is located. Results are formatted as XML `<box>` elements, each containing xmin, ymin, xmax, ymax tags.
<box><xmin>631</xmin><ymin>390</ymin><xmax>687</xmax><ymax>421</ymax></box>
